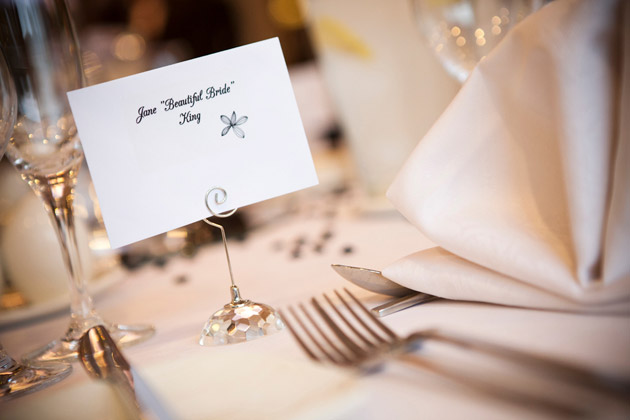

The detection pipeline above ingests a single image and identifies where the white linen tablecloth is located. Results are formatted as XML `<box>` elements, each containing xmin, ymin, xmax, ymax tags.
<box><xmin>1</xmin><ymin>211</ymin><xmax>629</xmax><ymax>419</ymax></box>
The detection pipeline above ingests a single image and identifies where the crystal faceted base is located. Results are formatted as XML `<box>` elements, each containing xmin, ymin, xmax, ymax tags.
<box><xmin>200</xmin><ymin>288</ymin><xmax>284</xmax><ymax>346</ymax></box>
<box><xmin>1</xmin><ymin>354</ymin><xmax>72</xmax><ymax>401</ymax></box>
<box><xmin>22</xmin><ymin>321</ymin><xmax>154</xmax><ymax>364</ymax></box>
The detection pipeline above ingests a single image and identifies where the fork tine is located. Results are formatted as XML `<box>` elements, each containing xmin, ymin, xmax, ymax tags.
<box><xmin>311</xmin><ymin>297</ymin><xmax>367</xmax><ymax>359</ymax></box>
<box><xmin>334</xmin><ymin>289</ymin><xmax>388</xmax><ymax>345</ymax></box>
<box><xmin>279</xmin><ymin>308</ymin><xmax>320</xmax><ymax>362</ymax></box>
<box><xmin>343</xmin><ymin>288</ymin><xmax>399</xmax><ymax>340</ymax></box>
<box><xmin>323</xmin><ymin>292</ymin><xmax>378</xmax><ymax>349</ymax></box>
<box><xmin>297</xmin><ymin>303</ymin><xmax>352</xmax><ymax>365</ymax></box>
<box><xmin>288</xmin><ymin>305</ymin><xmax>340</xmax><ymax>363</ymax></box>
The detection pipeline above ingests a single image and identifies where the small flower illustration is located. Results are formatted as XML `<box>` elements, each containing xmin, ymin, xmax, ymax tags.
<box><xmin>220</xmin><ymin>111</ymin><xmax>248</xmax><ymax>138</ymax></box>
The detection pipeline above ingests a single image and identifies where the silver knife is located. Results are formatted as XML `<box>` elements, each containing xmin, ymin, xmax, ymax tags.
<box><xmin>331</xmin><ymin>264</ymin><xmax>440</xmax><ymax>316</ymax></box>
<box><xmin>79</xmin><ymin>325</ymin><xmax>174</xmax><ymax>420</ymax></box>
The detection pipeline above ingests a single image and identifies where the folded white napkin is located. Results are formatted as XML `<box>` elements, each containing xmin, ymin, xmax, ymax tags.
<box><xmin>384</xmin><ymin>0</ymin><xmax>630</xmax><ymax>312</ymax></box>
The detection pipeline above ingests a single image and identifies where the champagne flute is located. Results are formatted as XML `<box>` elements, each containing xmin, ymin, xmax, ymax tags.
<box><xmin>411</xmin><ymin>0</ymin><xmax>542</xmax><ymax>83</ymax></box>
<box><xmin>0</xmin><ymin>48</ymin><xmax>12</xmax><ymax>159</ymax></box>
<box><xmin>0</xmin><ymin>41</ymin><xmax>71</xmax><ymax>401</ymax></box>
<box><xmin>0</xmin><ymin>0</ymin><xmax>154</xmax><ymax>363</ymax></box>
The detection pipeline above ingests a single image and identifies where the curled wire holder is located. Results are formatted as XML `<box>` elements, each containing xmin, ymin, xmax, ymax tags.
<box><xmin>199</xmin><ymin>187</ymin><xmax>284</xmax><ymax>346</ymax></box>
<box><xmin>203</xmin><ymin>187</ymin><xmax>243</xmax><ymax>303</ymax></box>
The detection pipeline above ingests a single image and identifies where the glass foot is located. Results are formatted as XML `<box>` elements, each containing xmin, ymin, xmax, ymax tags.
<box><xmin>1</xmin><ymin>356</ymin><xmax>72</xmax><ymax>401</ymax></box>
<box><xmin>200</xmin><ymin>286</ymin><xmax>284</xmax><ymax>346</ymax></box>
<box><xmin>22</xmin><ymin>323</ymin><xmax>155</xmax><ymax>364</ymax></box>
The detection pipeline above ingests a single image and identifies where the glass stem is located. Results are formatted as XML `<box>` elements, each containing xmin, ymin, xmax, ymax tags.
<box><xmin>0</xmin><ymin>345</ymin><xmax>18</xmax><ymax>373</ymax></box>
<box><xmin>28</xmin><ymin>163</ymin><xmax>100</xmax><ymax>332</ymax></box>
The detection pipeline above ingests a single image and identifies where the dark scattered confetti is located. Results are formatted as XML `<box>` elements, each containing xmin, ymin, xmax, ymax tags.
<box><xmin>331</xmin><ymin>185</ymin><xmax>349</xmax><ymax>196</ymax></box>
<box><xmin>323</xmin><ymin>123</ymin><xmax>343</xmax><ymax>149</ymax></box>
<box><xmin>121</xmin><ymin>253</ymin><xmax>152</xmax><ymax>270</ymax></box>
<box><xmin>289</xmin><ymin>236</ymin><xmax>307</xmax><ymax>259</ymax></box>
<box><xmin>181</xmin><ymin>244</ymin><xmax>198</xmax><ymax>258</ymax></box>
<box><xmin>154</xmin><ymin>256</ymin><xmax>168</xmax><ymax>267</ymax></box>
<box><xmin>174</xmin><ymin>275</ymin><xmax>188</xmax><ymax>285</ymax></box>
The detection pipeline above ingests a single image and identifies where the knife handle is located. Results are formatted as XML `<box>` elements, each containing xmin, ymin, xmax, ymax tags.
<box><xmin>371</xmin><ymin>293</ymin><xmax>440</xmax><ymax>317</ymax></box>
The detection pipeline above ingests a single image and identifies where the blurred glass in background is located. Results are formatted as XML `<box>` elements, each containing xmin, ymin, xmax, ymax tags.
<box><xmin>302</xmin><ymin>0</ymin><xmax>460</xmax><ymax>202</ymax></box>
<box><xmin>411</xmin><ymin>0</ymin><xmax>543</xmax><ymax>83</ymax></box>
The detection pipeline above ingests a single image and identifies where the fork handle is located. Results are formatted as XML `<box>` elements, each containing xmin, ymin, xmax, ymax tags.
<box><xmin>395</xmin><ymin>353</ymin><xmax>593</xmax><ymax>417</ymax></box>
<box><xmin>410</xmin><ymin>329</ymin><xmax>630</xmax><ymax>398</ymax></box>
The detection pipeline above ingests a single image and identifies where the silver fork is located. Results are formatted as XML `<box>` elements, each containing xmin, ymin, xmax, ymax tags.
<box><xmin>280</xmin><ymin>288</ymin><xmax>630</xmax><ymax>417</ymax></box>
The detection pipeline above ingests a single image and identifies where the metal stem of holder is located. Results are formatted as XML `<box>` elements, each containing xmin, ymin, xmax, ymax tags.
<box><xmin>199</xmin><ymin>187</ymin><xmax>284</xmax><ymax>346</ymax></box>
<box><xmin>203</xmin><ymin>187</ymin><xmax>245</xmax><ymax>306</ymax></box>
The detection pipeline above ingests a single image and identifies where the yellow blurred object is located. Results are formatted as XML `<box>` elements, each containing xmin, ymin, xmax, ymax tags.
<box><xmin>313</xmin><ymin>17</ymin><xmax>372</xmax><ymax>59</ymax></box>
<box><xmin>0</xmin><ymin>290</ymin><xmax>27</xmax><ymax>310</ymax></box>
<box><xmin>268</xmin><ymin>0</ymin><xmax>305</xmax><ymax>29</ymax></box>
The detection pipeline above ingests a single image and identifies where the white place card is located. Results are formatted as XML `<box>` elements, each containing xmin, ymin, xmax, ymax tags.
<box><xmin>68</xmin><ymin>38</ymin><xmax>318</xmax><ymax>248</ymax></box>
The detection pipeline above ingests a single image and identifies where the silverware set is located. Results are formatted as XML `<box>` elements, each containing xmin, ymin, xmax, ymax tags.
<box><xmin>331</xmin><ymin>264</ymin><xmax>439</xmax><ymax>316</ymax></box>
<box><xmin>281</xmin><ymin>288</ymin><xmax>630</xmax><ymax>417</ymax></box>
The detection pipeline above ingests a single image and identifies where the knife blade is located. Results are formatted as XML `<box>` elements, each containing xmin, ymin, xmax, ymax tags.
<box><xmin>331</xmin><ymin>264</ymin><xmax>413</xmax><ymax>297</ymax></box>
<box><xmin>331</xmin><ymin>264</ymin><xmax>440</xmax><ymax>316</ymax></box>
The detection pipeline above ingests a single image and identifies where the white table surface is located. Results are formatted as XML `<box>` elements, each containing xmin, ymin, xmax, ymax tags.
<box><xmin>1</xmin><ymin>205</ymin><xmax>629</xmax><ymax>419</ymax></box>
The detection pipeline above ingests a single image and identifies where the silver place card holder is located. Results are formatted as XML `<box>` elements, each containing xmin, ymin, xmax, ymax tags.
<box><xmin>199</xmin><ymin>187</ymin><xmax>284</xmax><ymax>346</ymax></box>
